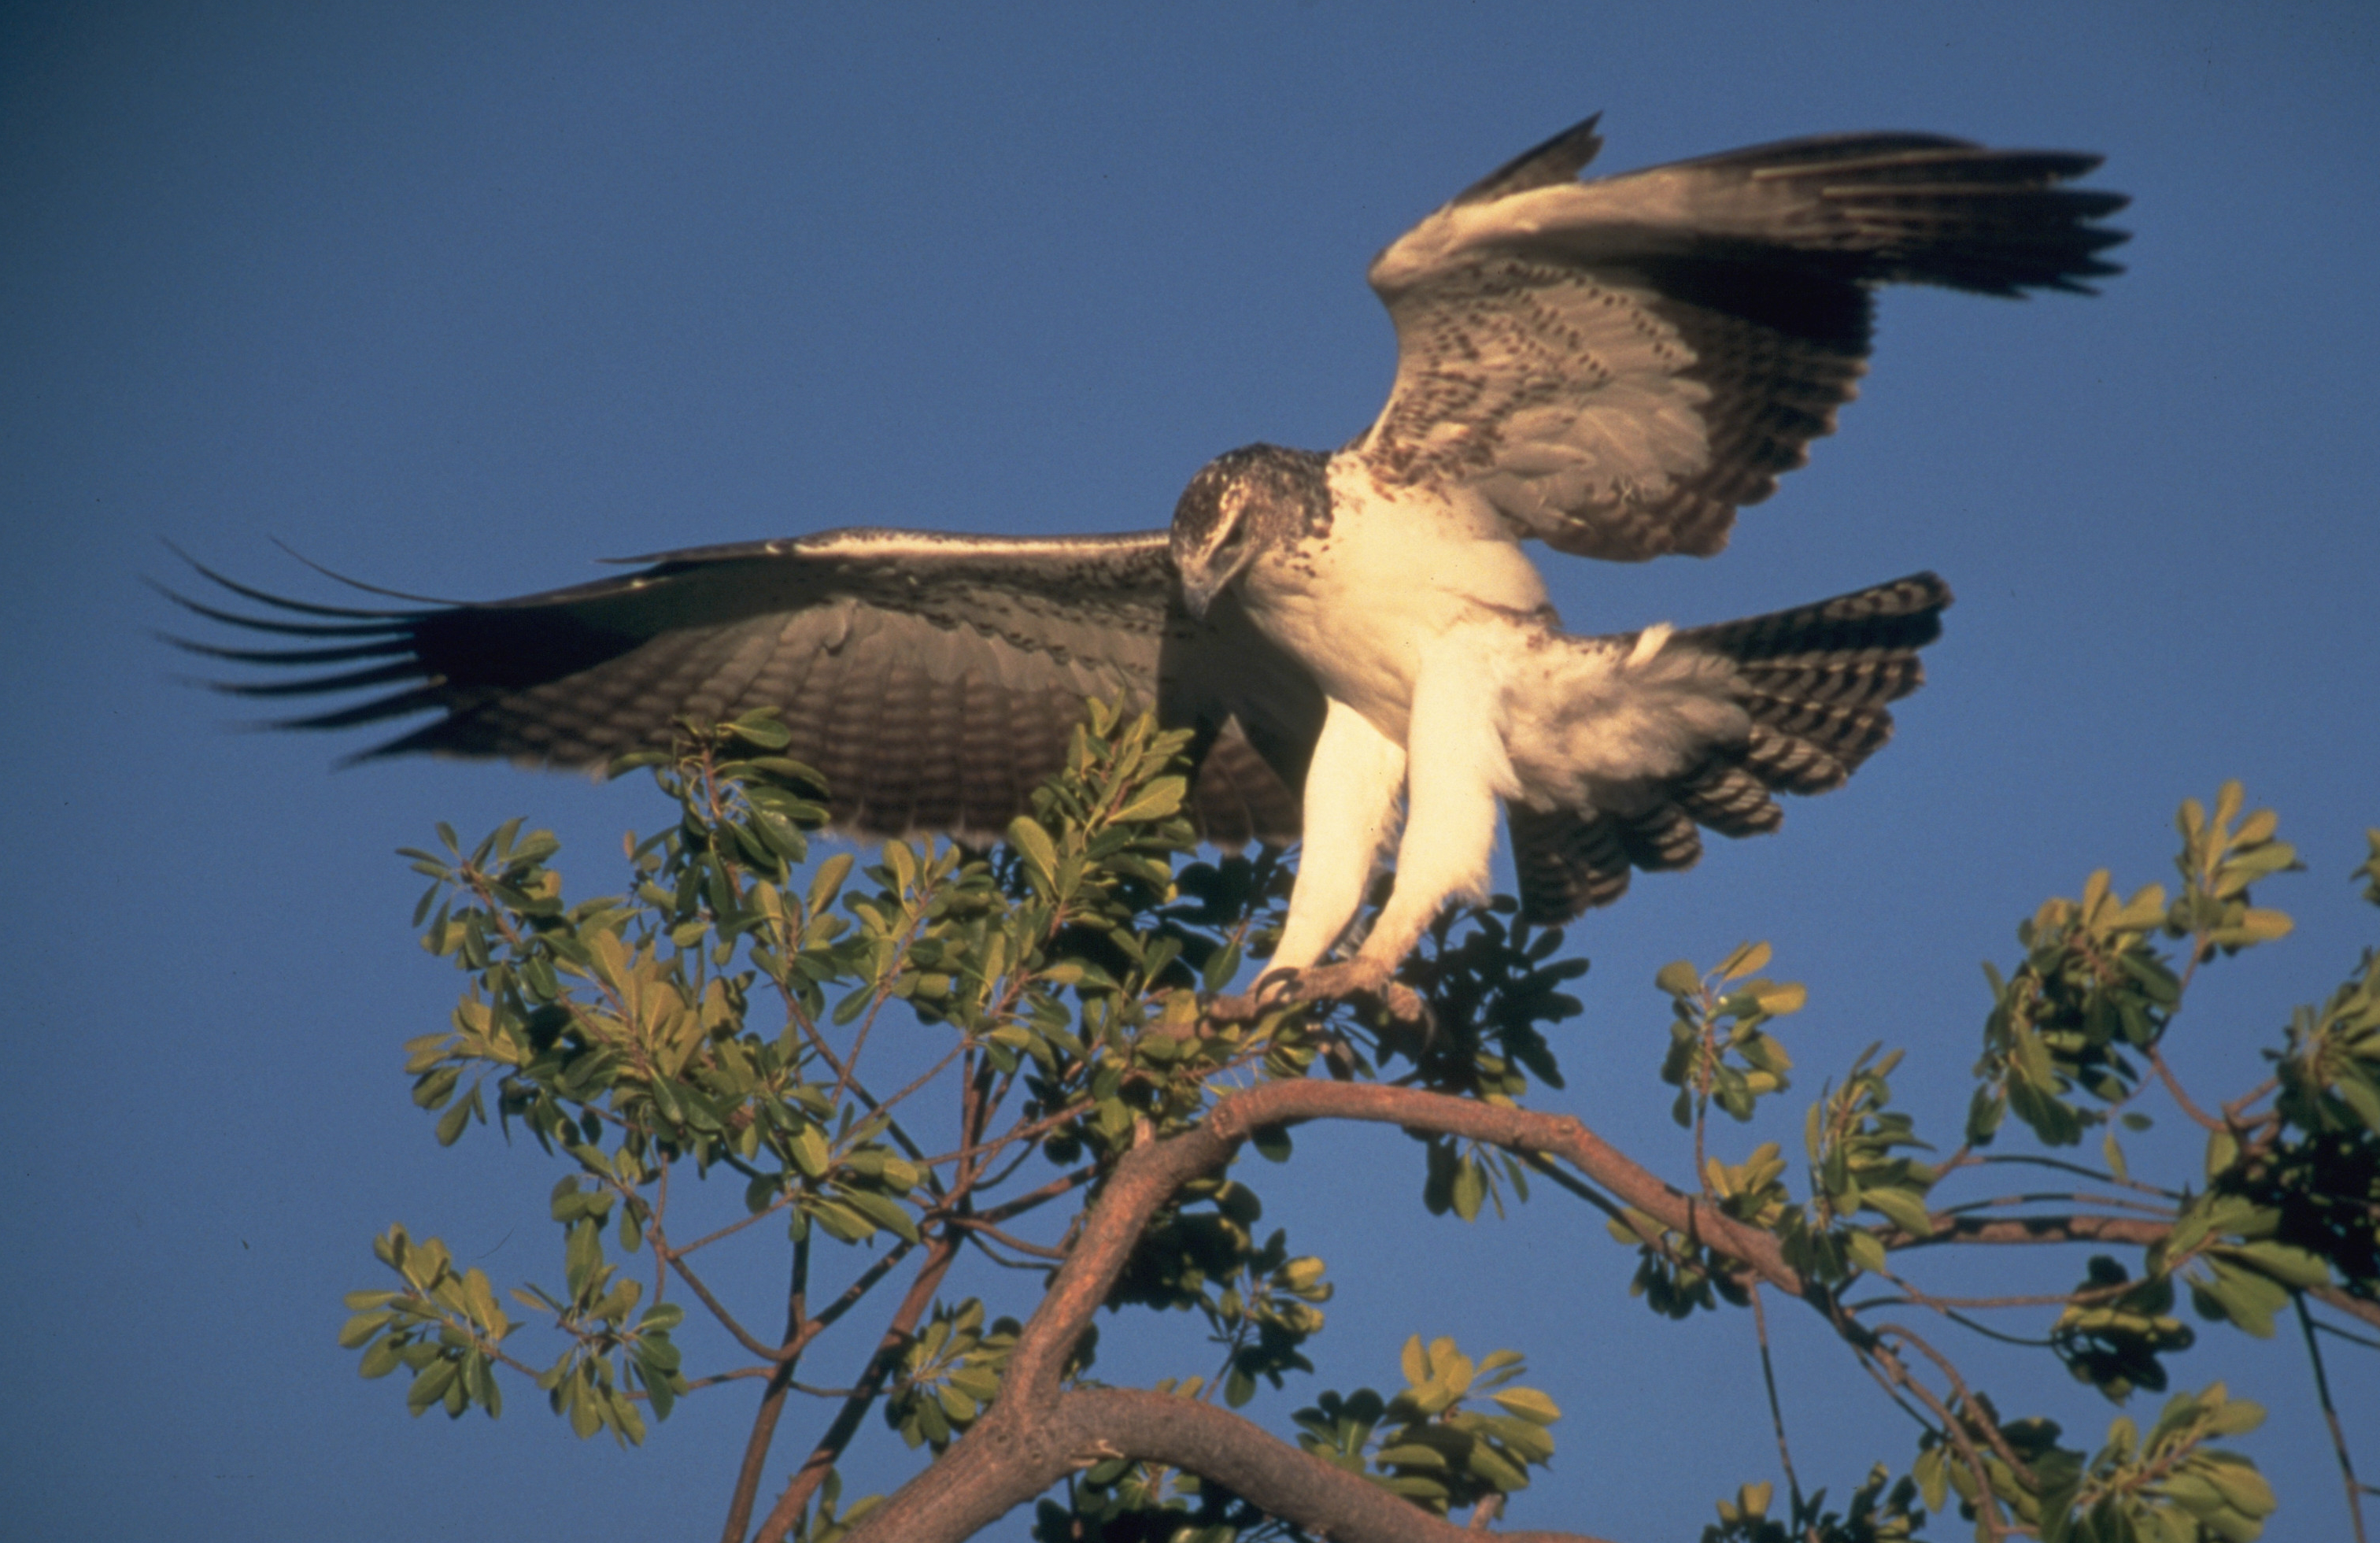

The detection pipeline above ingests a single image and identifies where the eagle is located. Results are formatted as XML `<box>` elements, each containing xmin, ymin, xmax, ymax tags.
<box><xmin>172</xmin><ymin>116</ymin><xmax>2124</xmax><ymax>1019</ymax></box>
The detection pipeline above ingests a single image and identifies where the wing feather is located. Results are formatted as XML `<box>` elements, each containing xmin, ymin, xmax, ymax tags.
<box><xmin>1356</xmin><ymin>122</ymin><xmax>2126</xmax><ymax>561</ymax></box>
<box><xmin>164</xmin><ymin>529</ymin><xmax>1324</xmax><ymax>848</ymax></box>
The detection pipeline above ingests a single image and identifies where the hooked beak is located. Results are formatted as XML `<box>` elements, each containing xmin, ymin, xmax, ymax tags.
<box><xmin>1178</xmin><ymin>566</ymin><xmax>1225</xmax><ymax>621</ymax></box>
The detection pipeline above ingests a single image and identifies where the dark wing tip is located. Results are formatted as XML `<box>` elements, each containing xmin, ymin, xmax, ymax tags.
<box><xmin>156</xmin><ymin>546</ymin><xmax>457</xmax><ymax>750</ymax></box>
<box><xmin>1452</xmin><ymin>111</ymin><xmax>1605</xmax><ymax>207</ymax></box>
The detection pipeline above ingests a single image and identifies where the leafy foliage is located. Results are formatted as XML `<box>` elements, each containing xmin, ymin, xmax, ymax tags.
<box><xmin>339</xmin><ymin>724</ymin><xmax>2378</xmax><ymax>1542</ymax></box>
<box><xmin>1292</xmin><ymin>1335</ymin><xmax>1562</xmax><ymax>1514</ymax></box>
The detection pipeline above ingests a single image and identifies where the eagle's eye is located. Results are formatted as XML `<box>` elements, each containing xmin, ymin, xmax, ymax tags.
<box><xmin>1214</xmin><ymin>520</ymin><xmax>1246</xmax><ymax>556</ymax></box>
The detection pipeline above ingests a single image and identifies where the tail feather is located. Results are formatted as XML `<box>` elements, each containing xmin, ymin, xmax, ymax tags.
<box><xmin>1739</xmin><ymin>697</ymin><xmax>1894</xmax><ymax>773</ymax></box>
<box><xmin>1511</xmin><ymin>572</ymin><xmax>1949</xmax><ymax>925</ymax></box>
<box><xmin>1619</xmin><ymin>804</ymin><xmax>1703</xmax><ymax>872</ymax></box>
<box><xmin>1675</xmin><ymin>760</ymin><xmax>1787</xmax><ymax>839</ymax></box>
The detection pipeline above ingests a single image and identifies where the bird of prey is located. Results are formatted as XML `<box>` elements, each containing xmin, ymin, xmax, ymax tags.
<box><xmin>172</xmin><ymin>115</ymin><xmax>2124</xmax><ymax>1019</ymax></box>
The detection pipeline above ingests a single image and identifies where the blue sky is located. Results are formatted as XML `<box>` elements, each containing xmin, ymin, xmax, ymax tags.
<box><xmin>6</xmin><ymin>5</ymin><xmax>2378</xmax><ymax>1539</ymax></box>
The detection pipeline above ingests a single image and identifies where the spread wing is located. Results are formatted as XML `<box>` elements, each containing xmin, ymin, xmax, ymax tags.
<box><xmin>164</xmin><ymin>529</ymin><xmax>1325</xmax><ymax>848</ymax></box>
<box><xmin>1353</xmin><ymin>118</ymin><xmax>2128</xmax><ymax>561</ymax></box>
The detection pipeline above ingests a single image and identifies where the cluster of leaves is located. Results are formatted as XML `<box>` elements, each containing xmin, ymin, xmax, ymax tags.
<box><xmin>1783</xmin><ymin>1045</ymin><xmax>1938</xmax><ymax>1284</ymax></box>
<box><xmin>1971</xmin><ymin>782</ymin><xmax>2299</xmax><ymax>1152</ymax></box>
<box><xmin>340</xmin><ymin>1227</ymin><xmax>514</xmax><ymax>1421</ymax></box>
<box><xmin>2049</xmin><ymin>1257</ymin><xmax>2194</xmax><ymax>1401</ymax></box>
<box><xmin>1388</xmin><ymin>894</ymin><xmax>1588</xmax><ymax>1093</ymax></box>
<box><xmin>885</xmin><ymin>1298</ymin><xmax>1016</xmax><ymax>1452</ymax></box>
<box><xmin>1911</xmin><ymin>1383</ymin><xmax>2275</xmax><ymax>1543</ymax></box>
<box><xmin>354</xmin><ymin>707</ymin><xmax>1281</xmax><ymax>1457</ymax></box>
<box><xmin>1702</xmin><ymin>1469</ymin><xmax>1926</xmax><ymax>1543</ymax></box>
<box><xmin>2244</xmin><ymin>830</ymin><xmax>2380</xmax><ymax>1297</ymax></box>
<box><xmin>1658</xmin><ymin>940</ymin><xmax>1804</xmax><ymax>1127</ymax></box>
<box><xmin>1606</xmin><ymin>943</ymin><xmax>1802</xmax><ymax>1313</ymax></box>
<box><xmin>338</xmin><ymin>1215</ymin><xmax>689</xmax><ymax>1445</ymax></box>
<box><xmin>1289</xmin><ymin>1336</ymin><xmax>1562</xmax><ymax>1515</ymax></box>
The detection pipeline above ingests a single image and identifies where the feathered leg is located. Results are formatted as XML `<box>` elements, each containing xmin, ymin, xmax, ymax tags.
<box><xmin>1285</xmin><ymin>623</ymin><xmax>1519</xmax><ymax>1021</ymax></box>
<box><xmin>1209</xmin><ymin>697</ymin><xmax>1405</xmax><ymax>1020</ymax></box>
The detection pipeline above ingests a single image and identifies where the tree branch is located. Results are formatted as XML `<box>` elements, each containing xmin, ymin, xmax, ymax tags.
<box><xmin>2312</xmin><ymin>1284</ymin><xmax>2380</xmax><ymax>1336</ymax></box>
<box><xmin>844</xmin><ymin>1075</ymin><xmax>1807</xmax><ymax>1541</ymax></box>
<box><xmin>1899</xmin><ymin>1212</ymin><xmax>2171</xmax><ymax>1249</ymax></box>
<box><xmin>2297</xmin><ymin>1293</ymin><xmax>2370</xmax><ymax>1543</ymax></box>
<box><xmin>1005</xmin><ymin>1078</ymin><xmax>1804</xmax><ymax>1412</ymax></box>
<box><xmin>852</xmin><ymin>1388</ymin><xmax>1616</xmax><ymax>1543</ymax></box>
<box><xmin>720</xmin><ymin>1233</ymin><xmax>811</xmax><ymax>1543</ymax></box>
<box><xmin>751</xmin><ymin>1234</ymin><xmax>963</xmax><ymax>1543</ymax></box>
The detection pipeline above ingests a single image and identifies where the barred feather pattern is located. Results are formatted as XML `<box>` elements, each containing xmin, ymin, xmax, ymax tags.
<box><xmin>160</xmin><ymin>531</ymin><xmax>1325</xmax><ymax>851</ymax></box>
<box><xmin>1510</xmin><ymin>572</ymin><xmax>1949</xmax><ymax>924</ymax></box>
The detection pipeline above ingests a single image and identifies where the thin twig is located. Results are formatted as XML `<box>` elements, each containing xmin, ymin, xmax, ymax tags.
<box><xmin>944</xmin><ymin>1215</ymin><xmax>1068</xmax><ymax>1260</ymax></box>
<box><xmin>972</xmin><ymin>1164</ymin><xmax>1096</xmax><ymax>1226</ymax></box>
<box><xmin>1854</xmin><ymin>1333</ymin><xmax>2009</xmax><ymax>1540</ymax></box>
<box><xmin>671</xmin><ymin>1195</ymin><xmax>796</xmax><ymax>1258</ymax></box>
<box><xmin>1750</xmin><ymin>1285</ymin><xmax>1805</xmax><ymax>1518</ymax></box>
<box><xmin>1881</xmin><ymin>1323</ymin><xmax>2035</xmax><ymax>1490</ymax></box>
<box><xmin>662</xmin><ymin>1244</ymin><xmax>779</xmax><ymax>1362</ymax></box>
<box><xmin>2299</xmin><ymin>1293</ymin><xmax>2371</xmax><ymax>1543</ymax></box>
<box><xmin>1933</xmin><ymin>1185</ymin><xmax>2179</xmax><ymax>1219</ymax></box>
<box><xmin>2146</xmin><ymin>1043</ymin><xmax>2223</xmax><ymax>1133</ymax></box>
<box><xmin>2312</xmin><ymin>1316</ymin><xmax>2380</xmax><ymax>1354</ymax></box>
<box><xmin>1959</xmin><ymin>1154</ymin><xmax>2181</xmax><ymax>1201</ymax></box>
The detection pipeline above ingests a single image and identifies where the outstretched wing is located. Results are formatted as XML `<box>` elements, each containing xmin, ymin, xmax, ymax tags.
<box><xmin>165</xmin><ymin>528</ymin><xmax>1325</xmax><ymax>848</ymax></box>
<box><xmin>1354</xmin><ymin>118</ymin><xmax>2127</xmax><ymax>561</ymax></box>
<box><xmin>1510</xmin><ymin>572</ymin><xmax>1951</xmax><ymax>923</ymax></box>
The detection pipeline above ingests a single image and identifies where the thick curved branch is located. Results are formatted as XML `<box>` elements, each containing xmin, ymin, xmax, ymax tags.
<box><xmin>847</xmin><ymin>1077</ymin><xmax>1794</xmax><ymax>1542</ymax></box>
<box><xmin>852</xmin><ymin>1388</ymin><xmax>1613</xmax><ymax>1543</ymax></box>
<box><xmin>1007</xmin><ymin>1079</ymin><xmax>1802</xmax><ymax>1408</ymax></box>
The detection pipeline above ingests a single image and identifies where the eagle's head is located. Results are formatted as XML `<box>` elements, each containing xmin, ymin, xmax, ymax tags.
<box><xmin>1168</xmin><ymin>443</ymin><xmax>1329</xmax><ymax>618</ymax></box>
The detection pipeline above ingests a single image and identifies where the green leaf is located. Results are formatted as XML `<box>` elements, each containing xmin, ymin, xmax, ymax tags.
<box><xmin>1007</xmin><ymin>818</ymin><xmax>1059</xmax><ymax>884</ymax></box>
<box><xmin>726</xmin><ymin>712</ymin><xmax>793</xmax><ymax>749</ymax></box>
<box><xmin>1845</xmin><ymin>1229</ymin><xmax>1887</xmax><ymax>1275</ymax></box>
<box><xmin>1864</xmin><ymin>1186</ymin><xmax>1935</xmax><ymax>1238</ymax></box>
<box><xmin>1110</xmin><ymin>775</ymin><xmax>1187</xmax><ymax>825</ymax></box>
<box><xmin>1451</xmin><ymin>1156</ymin><xmax>1485</xmax><ymax>1223</ymax></box>
<box><xmin>1718</xmin><ymin>941</ymin><xmax>1772</xmax><ymax>981</ymax></box>
<box><xmin>1488</xmin><ymin>1386</ymin><xmax>1561</xmax><ymax>1424</ymax></box>
<box><xmin>790</xmin><ymin>1123</ymin><xmax>832</xmax><ymax>1179</ymax></box>
<box><xmin>838</xmin><ymin>1186</ymin><xmax>921</xmax><ymax>1245</ymax></box>
<box><xmin>1399</xmin><ymin>1335</ymin><xmax>1429</xmax><ymax>1388</ymax></box>
<box><xmin>338</xmin><ymin>1308</ymin><xmax>395</xmax><ymax>1349</ymax></box>
<box><xmin>357</xmin><ymin>1336</ymin><xmax>403</xmax><ymax>1378</ymax></box>
<box><xmin>807</xmin><ymin>1199</ymin><xmax>876</xmax><ymax>1244</ymax></box>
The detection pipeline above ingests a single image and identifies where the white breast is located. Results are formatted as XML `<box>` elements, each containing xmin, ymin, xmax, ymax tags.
<box><xmin>1235</xmin><ymin>453</ymin><xmax>1551</xmax><ymax>741</ymax></box>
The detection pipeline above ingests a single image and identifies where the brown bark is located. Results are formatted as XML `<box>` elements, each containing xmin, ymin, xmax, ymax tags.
<box><xmin>852</xmin><ymin>1388</ymin><xmax>1614</xmax><ymax>1543</ymax></box>
<box><xmin>838</xmin><ymin>1078</ymin><xmax>1765</xmax><ymax>1542</ymax></box>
